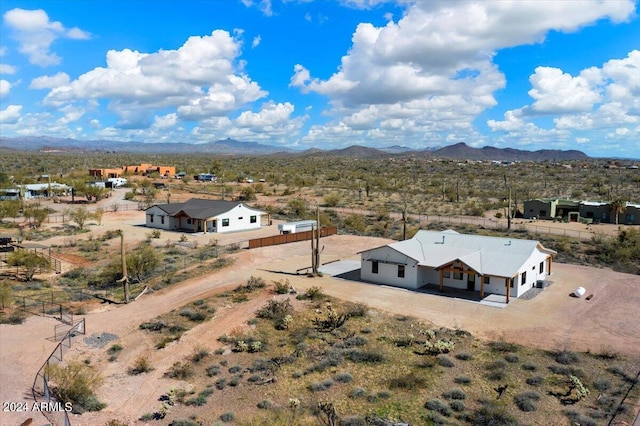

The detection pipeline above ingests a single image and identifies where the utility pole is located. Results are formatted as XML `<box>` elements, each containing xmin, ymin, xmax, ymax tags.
<box><xmin>117</xmin><ymin>230</ymin><xmax>130</xmax><ymax>303</ymax></box>
<box><xmin>314</xmin><ymin>205</ymin><xmax>320</xmax><ymax>275</ymax></box>
<box><xmin>504</xmin><ymin>174</ymin><xmax>511</xmax><ymax>230</ymax></box>
<box><xmin>402</xmin><ymin>202</ymin><xmax>407</xmax><ymax>241</ymax></box>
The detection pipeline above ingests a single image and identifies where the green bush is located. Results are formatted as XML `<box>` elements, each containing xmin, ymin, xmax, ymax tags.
<box><xmin>164</xmin><ymin>362</ymin><xmax>193</xmax><ymax>379</ymax></box>
<box><xmin>442</xmin><ymin>388</ymin><xmax>466</xmax><ymax>400</ymax></box>
<box><xmin>455</xmin><ymin>352</ymin><xmax>473</xmax><ymax>361</ymax></box>
<box><xmin>454</xmin><ymin>376</ymin><xmax>472</xmax><ymax>385</ymax></box>
<box><xmin>46</xmin><ymin>361</ymin><xmax>104</xmax><ymax>412</ymax></box>
<box><xmin>514</xmin><ymin>391</ymin><xmax>540</xmax><ymax>412</ymax></box>
<box><xmin>424</xmin><ymin>398</ymin><xmax>452</xmax><ymax>417</ymax></box>
<box><xmin>526</xmin><ymin>376</ymin><xmax>544</xmax><ymax>386</ymax></box>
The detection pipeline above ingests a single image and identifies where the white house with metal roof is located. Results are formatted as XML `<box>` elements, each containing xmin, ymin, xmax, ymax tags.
<box><xmin>360</xmin><ymin>230</ymin><xmax>555</xmax><ymax>302</ymax></box>
<box><xmin>145</xmin><ymin>198</ymin><xmax>266</xmax><ymax>233</ymax></box>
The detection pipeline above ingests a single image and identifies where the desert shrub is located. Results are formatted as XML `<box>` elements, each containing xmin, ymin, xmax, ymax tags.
<box><xmin>128</xmin><ymin>356</ymin><xmax>154</xmax><ymax>375</ymax></box>
<box><xmin>526</xmin><ymin>376</ymin><xmax>544</xmax><ymax>386</ymax></box>
<box><xmin>255</xmin><ymin>298</ymin><xmax>293</xmax><ymax>329</ymax></box>
<box><xmin>273</xmin><ymin>279</ymin><xmax>290</xmax><ymax>294</ymax></box>
<box><xmin>350</xmin><ymin>387</ymin><xmax>367</xmax><ymax>399</ymax></box>
<box><xmin>185</xmin><ymin>389</ymin><xmax>213</xmax><ymax>407</ymax></box>
<box><xmin>107</xmin><ymin>344</ymin><xmax>123</xmax><ymax>355</ymax></box>
<box><xmin>521</xmin><ymin>362</ymin><xmax>538</xmax><ymax>371</ymax></box>
<box><xmin>46</xmin><ymin>361</ymin><xmax>105</xmax><ymax>412</ymax></box>
<box><xmin>334</xmin><ymin>372</ymin><xmax>353</xmax><ymax>383</ymax></box>
<box><xmin>424</xmin><ymin>398</ymin><xmax>452</xmax><ymax>417</ymax></box>
<box><xmin>344</xmin><ymin>302</ymin><xmax>368</xmax><ymax>317</ymax></box>
<box><xmin>215</xmin><ymin>378</ymin><xmax>227</xmax><ymax>390</ymax></box>
<box><xmin>423</xmin><ymin>339</ymin><xmax>455</xmax><ymax>355</ymax></box>
<box><xmin>424</xmin><ymin>411</ymin><xmax>448</xmax><ymax>425</ymax></box>
<box><xmin>454</xmin><ymin>375</ymin><xmax>472</xmax><ymax>385</ymax></box>
<box><xmin>442</xmin><ymin>388</ymin><xmax>466</xmax><ymax>400</ymax></box>
<box><xmin>302</xmin><ymin>285</ymin><xmax>325</xmax><ymax>300</ymax></box>
<box><xmin>340</xmin><ymin>416</ymin><xmax>366</xmax><ymax>426</ymax></box>
<box><xmin>489</xmin><ymin>340</ymin><xmax>520</xmax><ymax>353</ymax></box>
<box><xmin>504</xmin><ymin>353</ymin><xmax>519</xmax><ymax>363</ymax></box>
<box><xmin>228</xmin><ymin>375</ymin><xmax>241</xmax><ymax>387</ymax></box>
<box><xmin>455</xmin><ymin>351</ymin><xmax>473</xmax><ymax>361</ymax></box>
<box><xmin>191</xmin><ymin>348</ymin><xmax>209</xmax><ymax>363</ymax></box>
<box><xmin>593</xmin><ymin>378</ymin><xmax>612</xmax><ymax>391</ymax></box>
<box><xmin>0</xmin><ymin>310</ymin><xmax>27</xmax><ymax>325</ymax></box>
<box><xmin>437</xmin><ymin>355</ymin><xmax>454</xmax><ymax>368</ymax></box>
<box><xmin>220</xmin><ymin>412</ymin><xmax>235</xmax><ymax>422</ymax></box>
<box><xmin>377</xmin><ymin>390</ymin><xmax>391</xmax><ymax>399</ymax></box>
<box><xmin>228</xmin><ymin>364</ymin><xmax>242</xmax><ymax>374</ymax></box>
<box><xmin>306</xmin><ymin>351</ymin><xmax>344</xmax><ymax>373</ymax></box>
<box><xmin>164</xmin><ymin>362</ymin><xmax>193</xmax><ymax>380</ymax></box>
<box><xmin>310</xmin><ymin>378</ymin><xmax>334</xmax><ymax>392</ymax></box>
<box><xmin>343</xmin><ymin>349</ymin><xmax>385</xmax><ymax>363</ymax></box>
<box><xmin>514</xmin><ymin>391</ymin><xmax>540</xmax><ymax>412</ymax></box>
<box><xmin>257</xmin><ymin>399</ymin><xmax>273</xmax><ymax>409</ymax></box>
<box><xmin>555</xmin><ymin>349</ymin><xmax>580</xmax><ymax>365</ymax></box>
<box><xmin>467</xmin><ymin>400</ymin><xmax>518</xmax><ymax>425</ymax></box>
<box><xmin>389</xmin><ymin>374</ymin><xmax>426</xmax><ymax>390</ymax></box>
<box><xmin>450</xmin><ymin>400</ymin><xmax>466</xmax><ymax>412</ymax></box>
<box><xmin>335</xmin><ymin>335</ymin><xmax>367</xmax><ymax>348</ymax></box>
<box><xmin>564</xmin><ymin>410</ymin><xmax>598</xmax><ymax>426</ymax></box>
<box><xmin>139</xmin><ymin>319</ymin><xmax>168</xmax><ymax>332</ymax></box>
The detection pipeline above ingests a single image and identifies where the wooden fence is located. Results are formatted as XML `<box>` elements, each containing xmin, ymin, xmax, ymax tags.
<box><xmin>249</xmin><ymin>226</ymin><xmax>337</xmax><ymax>249</ymax></box>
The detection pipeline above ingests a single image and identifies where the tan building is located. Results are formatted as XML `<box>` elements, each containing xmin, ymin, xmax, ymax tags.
<box><xmin>89</xmin><ymin>164</ymin><xmax>176</xmax><ymax>178</ymax></box>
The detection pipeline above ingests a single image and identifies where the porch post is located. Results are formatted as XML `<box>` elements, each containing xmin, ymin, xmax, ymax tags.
<box><xmin>203</xmin><ymin>219</ymin><xmax>207</xmax><ymax>234</ymax></box>
<box><xmin>548</xmin><ymin>256</ymin><xmax>552</xmax><ymax>275</ymax></box>
<box><xmin>439</xmin><ymin>269</ymin><xmax>444</xmax><ymax>292</ymax></box>
<box><xmin>505</xmin><ymin>277</ymin><xmax>510</xmax><ymax>304</ymax></box>
<box><xmin>480</xmin><ymin>275</ymin><xmax>485</xmax><ymax>298</ymax></box>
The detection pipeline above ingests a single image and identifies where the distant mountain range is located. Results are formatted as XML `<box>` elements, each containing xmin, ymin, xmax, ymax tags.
<box><xmin>0</xmin><ymin>136</ymin><xmax>589</xmax><ymax>161</ymax></box>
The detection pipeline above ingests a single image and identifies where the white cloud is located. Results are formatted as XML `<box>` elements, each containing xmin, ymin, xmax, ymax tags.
<box><xmin>0</xmin><ymin>64</ymin><xmax>17</xmax><ymax>74</ymax></box>
<box><xmin>527</xmin><ymin>67</ymin><xmax>601</xmax><ymax>113</ymax></box>
<box><xmin>43</xmin><ymin>30</ymin><xmax>267</xmax><ymax>127</ymax></box>
<box><xmin>3</xmin><ymin>8</ymin><xmax>91</xmax><ymax>66</ymax></box>
<box><xmin>231</xmin><ymin>101</ymin><xmax>306</xmax><ymax>141</ymax></box>
<box><xmin>0</xmin><ymin>104</ymin><xmax>22</xmax><ymax>123</ymax></box>
<box><xmin>153</xmin><ymin>113</ymin><xmax>178</xmax><ymax>129</ymax></box>
<box><xmin>292</xmin><ymin>0</ymin><xmax>635</xmax><ymax>148</ymax></box>
<box><xmin>252</xmin><ymin>35</ymin><xmax>261</xmax><ymax>48</ymax></box>
<box><xmin>241</xmin><ymin>0</ymin><xmax>273</xmax><ymax>16</ymax></box>
<box><xmin>0</xmin><ymin>79</ymin><xmax>11</xmax><ymax>97</ymax></box>
<box><xmin>30</xmin><ymin>72</ymin><xmax>70</xmax><ymax>89</ymax></box>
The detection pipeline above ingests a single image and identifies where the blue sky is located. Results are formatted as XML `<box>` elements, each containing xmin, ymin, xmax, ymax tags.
<box><xmin>0</xmin><ymin>0</ymin><xmax>638</xmax><ymax>157</ymax></box>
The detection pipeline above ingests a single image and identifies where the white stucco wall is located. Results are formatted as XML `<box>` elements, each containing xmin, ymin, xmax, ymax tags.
<box><xmin>360</xmin><ymin>246</ymin><xmax>419</xmax><ymax>289</ymax></box>
<box><xmin>145</xmin><ymin>206</ymin><xmax>171</xmax><ymax>230</ymax></box>
<box><xmin>214</xmin><ymin>204</ymin><xmax>263</xmax><ymax>233</ymax></box>
<box><xmin>512</xmin><ymin>250</ymin><xmax>550</xmax><ymax>298</ymax></box>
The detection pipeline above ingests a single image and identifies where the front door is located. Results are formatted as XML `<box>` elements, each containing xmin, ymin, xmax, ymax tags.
<box><xmin>467</xmin><ymin>273</ymin><xmax>475</xmax><ymax>291</ymax></box>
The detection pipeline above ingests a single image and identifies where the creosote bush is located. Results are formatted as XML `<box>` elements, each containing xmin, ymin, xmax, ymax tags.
<box><xmin>128</xmin><ymin>355</ymin><xmax>154</xmax><ymax>375</ymax></box>
<box><xmin>46</xmin><ymin>361</ymin><xmax>105</xmax><ymax>413</ymax></box>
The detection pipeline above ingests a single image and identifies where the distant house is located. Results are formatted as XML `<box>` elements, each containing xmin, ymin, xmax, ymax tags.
<box><xmin>145</xmin><ymin>198</ymin><xmax>266</xmax><ymax>233</ymax></box>
<box><xmin>524</xmin><ymin>198</ymin><xmax>640</xmax><ymax>225</ymax></box>
<box><xmin>360</xmin><ymin>230</ymin><xmax>555</xmax><ymax>302</ymax></box>
<box><xmin>89</xmin><ymin>164</ymin><xmax>176</xmax><ymax>179</ymax></box>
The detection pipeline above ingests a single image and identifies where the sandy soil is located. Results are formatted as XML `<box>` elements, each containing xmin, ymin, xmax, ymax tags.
<box><xmin>1</xmin><ymin>191</ymin><xmax>639</xmax><ymax>425</ymax></box>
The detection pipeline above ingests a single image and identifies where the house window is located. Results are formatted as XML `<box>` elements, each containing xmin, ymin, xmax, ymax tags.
<box><xmin>222</xmin><ymin>218</ymin><xmax>229</xmax><ymax>227</ymax></box>
<box><xmin>250</xmin><ymin>215</ymin><xmax>257</xmax><ymax>223</ymax></box>
<box><xmin>397</xmin><ymin>265</ymin><xmax>405</xmax><ymax>278</ymax></box>
<box><xmin>160</xmin><ymin>216</ymin><xmax>165</xmax><ymax>224</ymax></box>
<box><xmin>187</xmin><ymin>218</ymin><xmax>192</xmax><ymax>225</ymax></box>
<box><xmin>149</xmin><ymin>214</ymin><xmax>154</xmax><ymax>223</ymax></box>
<box><xmin>443</xmin><ymin>270</ymin><xmax>451</xmax><ymax>278</ymax></box>
<box><xmin>521</xmin><ymin>271</ymin><xmax>527</xmax><ymax>286</ymax></box>
<box><xmin>372</xmin><ymin>261</ymin><xmax>378</xmax><ymax>274</ymax></box>
<box><xmin>627</xmin><ymin>214</ymin><xmax>635</xmax><ymax>222</ymax></box>
<box><xmin>238</xmin><ymin>217</ymin><xmax>243</xmax><ymax>220</ymax></box>
<box><xmin>509</xmin><ymin>278</ymin><xmax>514</xmax><ymax>288</ymax></box>
<box><xmin>453</xmin><ymin>271</ymin><xmax>463</xmax><ymax>280</ymax></box>
<box><xmin>483</xmin><ymin>276</ymin><xmax>490</xmax><ymax>285</ymax></box>
<box><xmin>539</xmin><ymin>261</ymin><xmax>544</xmax><ymax>273</ymax></box>
<box><xmin>540</xmin><ymin>210</ymin><xmax>547</xmax><ymax>217</ymax></box>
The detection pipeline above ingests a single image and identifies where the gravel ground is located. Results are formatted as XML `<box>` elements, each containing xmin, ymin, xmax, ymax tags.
<box><xmin>83</xmin><ymin>332</ymin><xmax>119</xmax><ymax>348</ymax></box>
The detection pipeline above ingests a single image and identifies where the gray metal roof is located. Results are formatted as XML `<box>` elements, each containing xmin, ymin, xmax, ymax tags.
<box><xmin>148</xmin><ymin>198</ymin><xmax>264</xmax><ymax>220</ymax></box>
<box><xmin>383</xmin><ymin>230</ymin><xmax>555</xmax><ymax>278</ymax></box>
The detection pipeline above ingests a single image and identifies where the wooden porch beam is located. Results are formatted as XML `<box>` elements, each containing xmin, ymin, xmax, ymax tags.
<box><xmin>505</xmin><ymin>277</ymin><xmax>510</xmax><ymax>304</ymax></box>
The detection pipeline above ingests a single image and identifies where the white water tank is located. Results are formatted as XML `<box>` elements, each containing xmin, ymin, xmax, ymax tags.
<box><xmin>574</xmin><ymin>287</ymin><xmax>586</xmax><ymax>298</ymax></box>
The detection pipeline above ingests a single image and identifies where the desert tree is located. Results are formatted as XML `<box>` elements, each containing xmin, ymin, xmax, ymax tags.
<box><xmin>609</xmin><ymin>197</ymin><xmax>626</xmax><ymax>225</ymax></box>
<box><xmin>23</xmin><ymin>204</ymin><xmax>48</xmax><ymax>228</ymax></box>
<box><xmin>69</xmin><ymin>206</ymin><xmax>91</xmax><ymax>230</ymax></box>
<box><xmin>0</xmin><ymin>200</ymin><xmax>20</xmax><ymax>223</ymax></box>
<box><xmin>7</xmin><ymin>249</ymin><xmax>51</xmax><ymax>281</ymax></box>
<box><xmin>126</xmin><ymin>243</ymin><xmax>161</xmax><ymax>282</ymax></box>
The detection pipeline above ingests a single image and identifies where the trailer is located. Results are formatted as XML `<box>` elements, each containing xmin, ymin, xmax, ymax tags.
<box><xmin>278</xmin><ymin>220</ymin><xmax>317</xmax><ymax>234</ymax></box>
